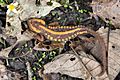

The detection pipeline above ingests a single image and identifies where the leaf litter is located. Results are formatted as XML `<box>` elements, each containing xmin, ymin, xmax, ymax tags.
<box><xmin>0</xmin><ymin>0</ymin><xmax>120</xmax><ymax>80</ymax></box>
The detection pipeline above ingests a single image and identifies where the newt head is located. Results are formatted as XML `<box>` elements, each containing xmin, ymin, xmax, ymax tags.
<box><xmin>27</xmin><ymin>18</ymin><xmax>46</xmax><ymax>33</ymax></box>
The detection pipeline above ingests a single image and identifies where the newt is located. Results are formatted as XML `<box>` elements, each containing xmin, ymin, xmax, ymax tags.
<box><xmin>27</xmin><ymin>18</ymin><xmax>107</xmax><ymax>76</ymax></box>
<box><xmin>27</xmin><ymin>18</ymin><xmax>88</xmax><ymax>42</ymax></box>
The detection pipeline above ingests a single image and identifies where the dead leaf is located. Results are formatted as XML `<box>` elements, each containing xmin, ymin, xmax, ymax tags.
<box><xmin>98</xmin><ymin>28</ymin><xmax>120</xmax><ymax>80</ymax></box>
<box><xmin>43</xmin><ymin>52</ymin><xmax>109</xmax><ymax>80</ymax></box>
<box><xmin>91</xmin><ymin>0</ymin><xmax>120</xmax><ymax>28</ymax></box>
<box><xmin>0</xmin><ymin>61</ymin><xmax>21</xmax><ymax>80</ymax></box>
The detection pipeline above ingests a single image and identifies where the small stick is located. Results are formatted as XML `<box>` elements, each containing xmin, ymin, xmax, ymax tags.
<box><xmin>26</xmin><ymin>62</ymin><xmax>32</xmax><ymax>80</ymax></box>
<box><xmin>70</xmin><ymin>44</ymin><xmax>96</xmax><ymax>80</ymax></box>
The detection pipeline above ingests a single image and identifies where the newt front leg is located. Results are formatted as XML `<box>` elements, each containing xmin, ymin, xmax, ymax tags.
<box><xmin>33</xmin><ymin>33</ymin><xmax>65</xmax><ymax>51</ymax></box>
<box><xmin>34</xmin><ymin>41</ymin><xmax>64</xmax><ymax>51</ymax></box>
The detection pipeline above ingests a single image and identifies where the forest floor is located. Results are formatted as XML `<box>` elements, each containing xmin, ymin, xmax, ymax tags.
<box><xmin>0</xmin><ymin>0</ymin><xmax>120</xmax><ymax>80</ymax></box>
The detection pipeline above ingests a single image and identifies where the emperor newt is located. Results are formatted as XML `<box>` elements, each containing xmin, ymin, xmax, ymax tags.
<box><xmin>27</xmin><ymin>18</ymin><xmax>107</xmax><ymax>76</ymax></box>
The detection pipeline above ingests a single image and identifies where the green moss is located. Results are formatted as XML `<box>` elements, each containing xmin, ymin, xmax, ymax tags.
<box><xmin>32</xmin><ymin>76</ymin><xmax>36</xmax><ymax>80</ymax></box>
<box><xmin>42</xmin><ymin>52</ymin><xmax>46</xmax><ymax>58</ymax></box>
<box><xmin>32</xmin><ymin>67</ymin><xmax>36</xmax><ymax>71</ymax></box>
<box><xmin>35</xmin><ymin>62</ymin><xmax>42</xmax><ymax>67</ymax></box>
<box><xmin>38</xmin><ymin>58</ymin><xmax>42</xmax><ymax>62</ymax></box>
<box><xmin>0</xmin><ymin>0</ymin><xmax>5</xmax><ymax>4</ymax></box>
<box><xmin>64</xmin><ymin>4</ymin><xmax>68</xmax><ymax>8</ymax></box>
<box><xmin>78</xmin><ymin>9</ymin><xmax>84</xmax><ymax>13</ymax></box>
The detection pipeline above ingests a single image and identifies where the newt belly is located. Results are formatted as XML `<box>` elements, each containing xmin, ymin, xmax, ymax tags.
<box><xmin>27</xmin><ymin>18</ymin><xmax>88</xmax><ymax>42</ymax></box>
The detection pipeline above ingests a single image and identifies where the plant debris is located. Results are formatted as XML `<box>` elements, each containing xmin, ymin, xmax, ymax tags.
<box><xmin>0</xmin><ymin>0</ymin><xmax>120</xmax><ymax>80</ymax></box>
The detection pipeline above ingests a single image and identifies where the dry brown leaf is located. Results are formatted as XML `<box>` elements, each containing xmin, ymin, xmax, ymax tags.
<box><xmin>1</xmin><ymin>0</ymin><xmax>120</xmax><ymax>79</ymax></box>
<box><xmin>43</xmin><ymin>52</ymin><xmax>109</xmax><ymax>80</ymax></box>
<box><xmin>0</xmin><ymin>61</ymin><xmax>21</xmax><ymax>80</ymax></box>
<box><xmin>91</xmin><ymin>0</ymin><xmax>120</xmax><ymax>28</ymax></box>
<box><xmin>98</xmin><ymin>28</ymin><xmax>120</xmax><ymax>80</ymax></box>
